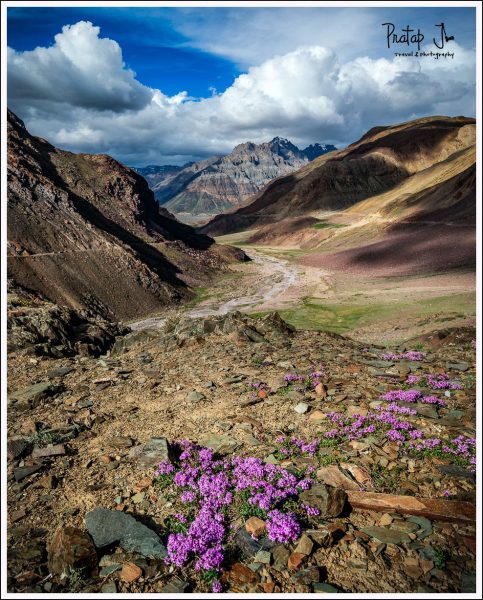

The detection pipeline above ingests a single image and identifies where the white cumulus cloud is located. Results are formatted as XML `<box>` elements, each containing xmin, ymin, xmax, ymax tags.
<box><xmin>7</xmin><ymin>21</ymin><xmax>476</xmax><ymax>166</ymax></box>
<box><xmin>8</xmin><ymin>21</ymin><xmax>151</xmax><ymax>112</ymax></box>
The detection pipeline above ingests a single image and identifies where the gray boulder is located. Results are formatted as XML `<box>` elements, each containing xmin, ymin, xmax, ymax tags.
<box><xmin>85</xmin><ymin>508</ymin><xmax>166</xmax><ymax>558</ymax></box>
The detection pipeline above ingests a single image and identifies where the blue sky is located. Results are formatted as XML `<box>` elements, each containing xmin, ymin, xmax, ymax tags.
<box><xmin>7</xmin><ymin>7</ymin><xmax>243</xmax><ymax>97</ymax></box>
<box><xmin>7</xmin><ymin>5</ymin><xmax>477</xmax><ymax>165</ymax></box>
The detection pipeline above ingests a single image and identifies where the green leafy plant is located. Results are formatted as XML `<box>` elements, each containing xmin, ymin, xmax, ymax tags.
<box><xmin>201</xmin><ymin>568</ymin><xmax>219</xmax><ymax>585</ymax></box>
<box><xmin>155</xmin><ymin>472</ymin><xmax>175</xmax><ymax>492</ymax></box>
<box><xmin>277</xmin><ymin>384</ymin><xmax>294</xmax><ymax>397</ymax></box>
<box><xmin>27</xmin><ymin>429</ymin><xmax>60</xmax><ymax>447</ymax></box>
<box><xmin>370</xmin><ymin>464</ymin><xmax>403</xmax><ymax>492</ymax></box>
<box><xmin>318</xmin><ymin>453</ymin><xmax>339</xmax><ymax>466</ymax></box>
<box><xmin>67</xmin><ymin>567</ymin><xmax>87</xmax><ymax>591</ymax></box>
<box><xmin>235</xmin><ymin>490</ymin><xmax>267</xmax><ymax>520</ymax></box>
<box><xmin>433</xmin><ymin>546</ymin><xmax>449</xmax><ymax>569</ymax></box>
<box><xmin>164</xmin><ymin>514</ymin><xmax>190</xmax><ymax>535</ymax></box>
<box><xmin>319</xmin><ymin>437</ymin><xmax>339</xmax><ymax>448</ymax></box>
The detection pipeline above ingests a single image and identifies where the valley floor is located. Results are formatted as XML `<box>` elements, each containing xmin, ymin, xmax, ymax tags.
<box><xmin>129</xmin><ymin>235</ymin><xmax>475</xmax><ymax>346</ymax></box>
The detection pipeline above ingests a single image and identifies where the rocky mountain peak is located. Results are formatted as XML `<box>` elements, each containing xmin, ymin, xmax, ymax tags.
<box><xmin>269</xmin><ymin>136</ymin><xmax>293</xmax><ymax>147</ymax></box>
<box><xmin>152</xmin><ymin>136</ymin><xmax>336</xmax><ymax>221</ymax></box>
<box><xmin>303</xmin><ymin>142</ymin><xmax>337</xmax><ymax>160</ymax></box>
<box><xmin>268</xmin><ymin>137</ymin><xmax>303</xmax><ymax>159</ymax></box>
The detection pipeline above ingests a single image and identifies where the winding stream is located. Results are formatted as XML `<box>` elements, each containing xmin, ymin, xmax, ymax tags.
<box><xmin>129</xmin><ymin>249</ymin><xmax>300</xmax><ymax>331</ymax></box>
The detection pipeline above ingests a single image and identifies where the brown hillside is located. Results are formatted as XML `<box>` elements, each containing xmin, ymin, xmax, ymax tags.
<box><xmin>7</xmin><ymin>110</ymin><xmax>243</xmax><ymax>320</ymax></box>
<box><xmin>200</xmin><ymin>116</ymin><xmax>475</xmax><ymax>236</ymax></box>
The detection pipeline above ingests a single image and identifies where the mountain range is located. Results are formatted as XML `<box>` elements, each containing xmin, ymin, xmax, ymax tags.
<box><xmin>200</xmin><ymin>116</ymin><xmax>475</xmax><ymax>275</ymax></box>
<box><xmin>7</xmin><ymin>110</ymin><xmax>475</xmax><ymax>323</ymax></box>
<box><xmin>134</xmin><ymin>138</ymin><xmax>336</xmax><ymax>223</ymax></box>
<box><xmin>7</xmin><ymin>110</ymin><xmax>243</xmax><ymax>321</ymax></box>
<box><xmin>134</xmin><ymin>164</ymin><xmax>186</xmax><ymax>189</ymax></box>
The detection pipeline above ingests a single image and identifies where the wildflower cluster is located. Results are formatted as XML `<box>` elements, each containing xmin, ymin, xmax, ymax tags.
<box><xmin>425</xmin><ymin>373</ymin><xmax>463</xmax><ymax>390</ymax></box>
<box><xmin>265</xmin><ymin>510</ymin><xmax>301</xmax><ymax>542</ymax></box>
<box><xmin>381</xmin><ymin>389</ymin><xmax>447</xmax><ymax>407</ymax></box>
<box><xmin>322</xmin><ymin>408</ymin><xmax>418</xmax><ymax>444</ymax></box>
<box><xmin>158</xmin><ymin>440</ymin><xmax>317</xmax><ymax>590</ymax></box>
<box><xmin>382</xmin><ymin>350</ymin><xmax>425</xmax><ymax>361</ymax></box>
<box><xmin>274</xmin><ymin>435</ymin><xmax>319</xmax><ymax>459</ymax></box>
<box><xmin>321</xmin><ymin>405</ymin><xmax>477</xmax><ymax>464</ymax></box>
<box><xmin>282</xmin><ymin>365</ymin><xmax>324</xmax><ymax>391</ymax></box>
<box><xmin>403</xmin><ymin>374</ymin><xmax>463</xmax><ymax>390</ymax></box>
<box><xmin>408</xmin><ymin>435</ymin><xmax>476</xmax><ymax>469</ymax></box>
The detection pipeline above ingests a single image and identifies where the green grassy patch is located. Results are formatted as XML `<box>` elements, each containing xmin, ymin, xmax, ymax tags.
<box><xmin>250</xmin><ymin>292</ymin><xmax>475</xmax><ymax>334</ymax></box>
<box><xmin>183</xmin><ymin>286</ymin><xmax>212</xmax><ymax>308</ymax></box>
<box><xmin>270</xmin><ymin>299</ymin><xmax>387</xmax><ymax>333</ymax></box>
<box><xmin>311</xmin><ymin>220</ymin><xmax>347</xmax><ymax>230</ymax></box>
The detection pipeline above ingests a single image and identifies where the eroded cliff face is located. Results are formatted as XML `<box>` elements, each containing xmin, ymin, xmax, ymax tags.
<box><xmin>7</xmin><ymin>110</ymin><xmax>242</xmax><ymax>321</ymax></box>
<box><xmin>151</xmin><ymin>138</ymin><xmax>336</xmax><ymax>218</ymax></box>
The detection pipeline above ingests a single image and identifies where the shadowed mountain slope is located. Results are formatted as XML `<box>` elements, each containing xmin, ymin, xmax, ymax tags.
<box><xmin>7</xmin><ymin>110</ymin><xmax>243</xmax><ymax>320</ymax></box>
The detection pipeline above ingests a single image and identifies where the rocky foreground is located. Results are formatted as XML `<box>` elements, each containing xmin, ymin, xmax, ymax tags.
<box><xmin>7</xmin><ymin>311</ymin><xmax>476</xmax><ymax>594</ymax></box>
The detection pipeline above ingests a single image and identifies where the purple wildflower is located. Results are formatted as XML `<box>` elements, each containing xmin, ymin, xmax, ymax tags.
<box><xmin>155</xmin><ymin>460</ymin><xmax>174</xmax><ymax>475</ymax></box>
<box><xmin>383</xmin><ymin>351</ymin><xmax>425</xmax><ymax>361</ymax></box>
<box><xmin>302</xmin><ymin>504</ymin><xmax>321</xmax><ymax>517</ymax></box>
<box><xmin>386</xmin><ymin>429</ymin><xmax>405</xmax><ymax>443</ymax></box>
<box><xmin>180</xmin><ymin>490</ymin><xmax>196</xmax><ymax>503</ymax></box>
<box><xmin>266</xmin><ymin>510</ymin><xmax>301</xmax><ymax>543</ymax></box>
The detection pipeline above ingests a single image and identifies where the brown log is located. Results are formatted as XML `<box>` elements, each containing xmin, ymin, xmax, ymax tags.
<box><xmin>347</xmin><ymin>491</ymin><xmax>475</xmax><ymax>524</ymax></box>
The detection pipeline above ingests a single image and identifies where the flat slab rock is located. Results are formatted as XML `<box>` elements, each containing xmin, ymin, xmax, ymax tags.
<box><xmin>361</xmin><ymin>526</ymin><xmax>411</xmax><ymax>545</ymax></box>
<box><xmin>14</xmin><ymin>464</ymin><xmax>43</xmax><ymax>482</ymax></box>
<box><xmin>129</xmin><ymin>437</ymin><xmax>169</xmax><ymax>469</ymax></box>
<box><xmin>9</xmin><ymin>381</ymin><xmax>63</xmax><ymax>406</ymax></box>
<box><xmin>437</xmin><ymin>464</ymin><xmax>475</xmax><ymax>480</ymax></box>
<box><xmin>85</xmin><ymin>508</ymin><xmax>166</xmax><ymax>558</ymax></box>
<box><xmin>198</xmin><ymin>433</ymin><xmax>240</xmax><ymax>456</ymax></box>
<box><xmin>347</xmin><ymin>491</ymin><xmax>476</xmax><ymax>524</ymax></box>
<box><xmin>31</xmin><ymin>444</ymin><xmax>66</xmax><ymax>459</ymax></box>
<box><xmin>316</xmin><ymin>466</ymin><xmax>359</xmax><ymax>491</ymax></box>
<box><xmin>161</xmin><ymin>578</ymin><xmax>189</xmax><ymax>593</ymax></box>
